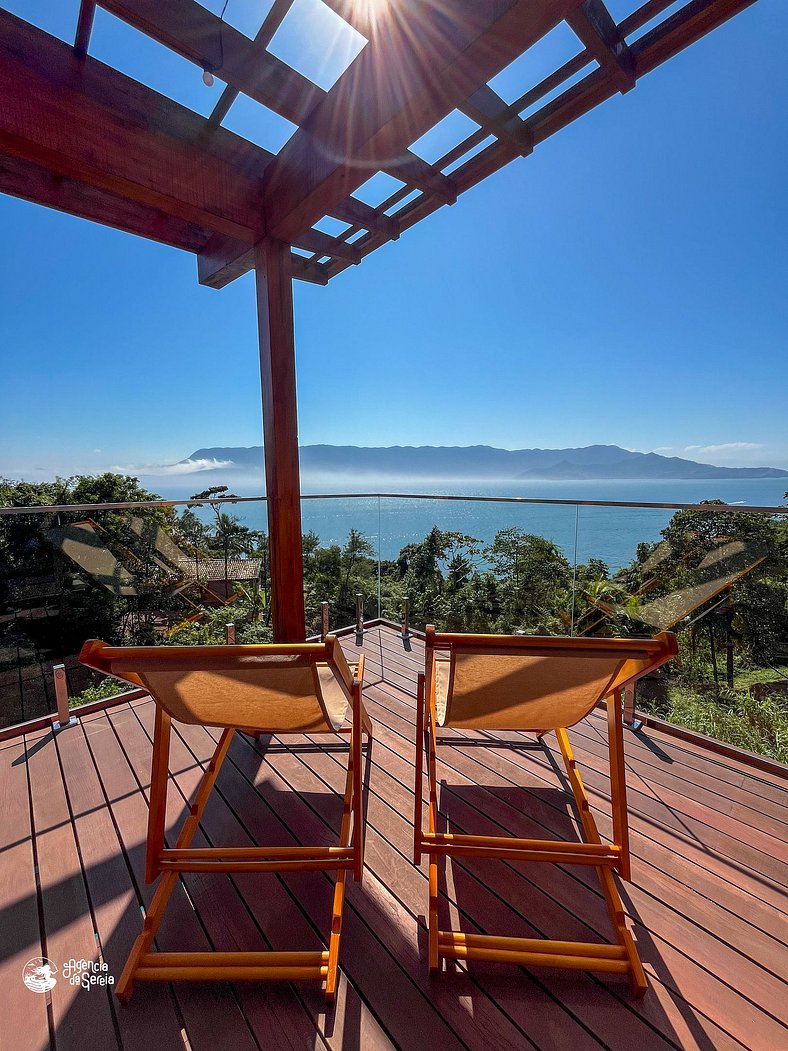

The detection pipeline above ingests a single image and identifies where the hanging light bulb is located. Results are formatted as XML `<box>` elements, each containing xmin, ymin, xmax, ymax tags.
<box><xmin>202</xmin><ymin>64</ymin><xmax>215</xmax><ymax>87</ymax></box>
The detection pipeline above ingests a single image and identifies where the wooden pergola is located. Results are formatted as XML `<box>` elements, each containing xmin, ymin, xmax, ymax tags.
<box><xmin>0</xmin><ymin>0</ymin><xmax>756</xmax><ymax>641</ymax></box>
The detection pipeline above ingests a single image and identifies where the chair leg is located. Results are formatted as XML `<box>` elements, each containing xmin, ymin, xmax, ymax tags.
<box><xmin>145</xmin><ymin>707</ymin><xmax>171</xmax><ymax>884</ymax></box>
<box><xmin>117</xmin><ymin>727</ymin><xmax>235</xmax><ymax>1003</ymax></box>
<box><xmin>325</xmin><ymin>729</ymin><xmax>356</xmax><ymax>1002</ymax></box>
<box><xmin>428</xmin><ymin>858</ymin><xmax>440</xmax><ymax>972</ymax></box>
<box><xmin>607</xmin><ymin>692</ymin><xmax>631</xmax><ymax>881</ymax></box>
<box><xmin>352</xmin><ymin>691</ymin><xmax>364</xmax><ymax>883</ymax></box>
<box><xmin>414</xmin><ymin>674</ymin><xmax>425</xmax><ymax>865</ymax></box>
<box><xmin>426</xmin><ymin>687</ymin><xmax>440</xmax><ymax>972</ymax></box>
<box><xmin>426</xmin><ymin>726</ymin><xmax>646</xmax><ymax>995</ymax></box>
<box><xmin>555</xmin><ymin>726</ymin><xmax>647</xmax><ymax>996</ymax></box>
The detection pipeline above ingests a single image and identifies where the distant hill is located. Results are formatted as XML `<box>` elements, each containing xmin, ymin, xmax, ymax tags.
<box><xmin>180</xmin><ymin>444</ymin><xmax>788</xmax><ymax>480</ymax></box>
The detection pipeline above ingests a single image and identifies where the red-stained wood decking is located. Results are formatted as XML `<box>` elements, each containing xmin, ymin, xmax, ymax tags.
<box><xmin>1</xmin><ymin>626</ymin><xmax>786</xmax><ymax>1051</ymax></box>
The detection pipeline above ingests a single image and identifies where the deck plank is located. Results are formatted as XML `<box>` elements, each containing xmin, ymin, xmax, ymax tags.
<box><xmin>128</xmin><ymin>701</ymin><xmax>395</xmax><ymax>1051</ymax></box>
<box><xmin>54</xmin><ymin>719</ymin><xmax>186</xmax><ymax>1051</ymax></box>
<box><xmin>352</xmin><ymin>689</ymin><xmax>763</xmax><ymax>1050</ymax></box>
<box><xmin>0</xmin><ymin>736</ymin><xmax>51</xmax><ymax>1051</ymax></box>
<box><xmin>25</xmin><ymin>727</ymin><xmax>120</xmax><ymax>1051</ymax></box>
<box><xmin>2</xmin><ymin>627</ymin><xmax>786</xmax><ymax>1051</ymax></box>
<box><xmin>84</xmin><ymin>707</ymin><xmax>261</xmax><ymax>1051</ymax></box>
<box><xmin>157</xmin><ymin>711</ymin><xmax>466</xmax><ymax>1051</ymax></box>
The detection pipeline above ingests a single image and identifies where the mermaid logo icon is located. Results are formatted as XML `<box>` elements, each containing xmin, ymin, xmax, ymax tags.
<box><xmin>22</xmin><ymin>958</ymin><xmax>58</xmax><ymax>993</ymax></box>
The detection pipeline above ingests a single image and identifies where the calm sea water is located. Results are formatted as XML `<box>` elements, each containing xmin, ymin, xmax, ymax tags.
<box><xmin>154</xmin><ymin>477</ymin><xmax>788</xmax><ymax>573</ymax></box>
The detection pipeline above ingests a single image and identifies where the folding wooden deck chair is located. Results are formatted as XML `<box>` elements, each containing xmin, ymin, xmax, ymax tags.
<box><xmin>414</xmin><ymin>627</ymin><xmax>677</xmax><ymax>995</ymax></box>
<box><xmin>80</xmin><ymin>635</ymin><xmax>372</xmax><ymax>1003</ymax></box>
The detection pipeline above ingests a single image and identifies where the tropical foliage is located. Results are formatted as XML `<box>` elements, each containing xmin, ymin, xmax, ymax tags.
<box><xmin>1</xmin><ymin>476</ymin><xmax>786</xmax><ymax>757</ymax></box>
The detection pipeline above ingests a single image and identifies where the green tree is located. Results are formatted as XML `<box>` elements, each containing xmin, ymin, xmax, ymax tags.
<box><xmin>485</xmin><ymin>528</ymin><xmax>572</xmax><ymax>633</ymax></box>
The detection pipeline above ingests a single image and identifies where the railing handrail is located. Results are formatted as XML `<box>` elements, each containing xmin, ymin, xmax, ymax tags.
<box><xmin>1</xmin><ymin>492</ymin><xmax>787</xmax><ymax>516</ymax></box>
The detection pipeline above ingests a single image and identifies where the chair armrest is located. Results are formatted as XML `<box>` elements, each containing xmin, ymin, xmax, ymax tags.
<box><xmin>350</xmin><ymin>653</ymin><xmax>365</xmax><ymax>688</ymax></box>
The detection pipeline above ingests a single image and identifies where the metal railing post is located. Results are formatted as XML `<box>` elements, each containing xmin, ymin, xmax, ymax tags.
<box><xmin>355</xmin><ymin>593</ymin><xmax>364</xmax><ymax>637</ymax></box>
<box><xmin>321</xmin><ymin>601</ymin><xmax>330</xmax><ymax>641</ymax></box>
<box><xmin>623</xmin><ymin>683</ymin><xmax>642</xmax><ymax>731</ymax></box>
<box><xmin>52</xmin><ymin>664</ymin><xmax>76</xmax><ymax>731</ymax></box>
<box><xmin>225</xmin><ymin>622</ymin><xmax>236</xmax><ymax>644</ymax></box>
<box><xmin>401</xmin><ymin>597</ymin><xmax>410</xmax><ymax>640</ymax></box>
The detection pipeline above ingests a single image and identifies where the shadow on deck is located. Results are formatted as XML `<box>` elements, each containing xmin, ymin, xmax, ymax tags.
<box><xmin>1</xmin><ymin>626</ymin><xmax>786</xmax><ymax>1051</ymax></box>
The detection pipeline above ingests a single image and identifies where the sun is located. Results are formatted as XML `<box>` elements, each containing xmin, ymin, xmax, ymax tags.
<box><xmin>353</xmin><ymin>0</ymin><xmax>392</xmax><ymax>32</ymax></box>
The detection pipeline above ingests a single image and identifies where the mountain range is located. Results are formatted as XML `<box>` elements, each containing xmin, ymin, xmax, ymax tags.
<box><xmin>179</xmin><ymin>445</ymin><xmax>788</xmax><ymax>480</ymax></box>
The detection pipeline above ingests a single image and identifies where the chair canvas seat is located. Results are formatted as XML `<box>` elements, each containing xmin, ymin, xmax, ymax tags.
<box><xmin>435</xmin><ymin>652</ymin><xmax>628</xmax><ymax>730</ymax></box>
<box><xmin>102</xmin><ymin>651</ymin><xmax>350</xmax><ymax>732</ymax></box>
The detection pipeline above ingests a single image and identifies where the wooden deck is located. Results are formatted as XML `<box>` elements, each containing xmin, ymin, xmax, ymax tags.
<box><xmin>1</xmin><ymin>625</ymin><xmax>786</xmax><ymax>1051</ymax></box>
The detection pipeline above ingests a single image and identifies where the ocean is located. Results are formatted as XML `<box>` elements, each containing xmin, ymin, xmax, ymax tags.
<box><xmin>152</xmin><ymin>477</ymin><xmax>788</xmax><ymax>574</ymax></box>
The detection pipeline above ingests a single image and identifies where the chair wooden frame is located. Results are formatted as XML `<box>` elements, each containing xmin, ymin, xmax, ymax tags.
<box><xmin>80</xmin><ymin>636</ymin><xmax>372</xmax><ymax>1003</ymax></box>
<box><xmin>413</xmin><ymin>627</ymin><xmax>677</xmax><ymax>996</ymax></box>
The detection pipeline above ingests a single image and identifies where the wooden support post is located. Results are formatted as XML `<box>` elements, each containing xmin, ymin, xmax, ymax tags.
<box><xmin>255</xmin><ymin>238</ymin><xmax>305</xmax><ymax>642</ymax></box>
<box><xmin>225</xmin><ymin>622</ymin><xmax>236</xmax><ymax>645</ymax></box>
<box><xmin>321</xmin><ymin>601</ymin><xmax>330</xmax><ymax>642</ymax></box>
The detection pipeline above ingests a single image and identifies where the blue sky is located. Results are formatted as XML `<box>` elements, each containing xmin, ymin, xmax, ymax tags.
<box><xmin>1</xmin><ymin>0</ymin><xmax>786</xmax><ymax>483</ymax></box>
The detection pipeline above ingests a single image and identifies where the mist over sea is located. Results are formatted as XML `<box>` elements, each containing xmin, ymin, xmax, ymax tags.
<box><xmin>150</xmin><ymin>476</ymin><xmax>788</xmax><ymax>573</ymax></box>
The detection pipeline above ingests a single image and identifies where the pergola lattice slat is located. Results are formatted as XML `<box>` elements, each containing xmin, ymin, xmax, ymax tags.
<box><xmin>74</xmin><ymin>0</ymin><xmax>97</xmax><ymax>58</ymax></box>
<box><xmin>567</xmin><ymin>0</ymin><xmax>636</xmax><ymax>93</ymax></box>
<box><xmin>99</xmin><ymin>0</ymin><xmax>326</xmax><ymax>126</ymax></box>
<box><xmin>251</xmin><ymin>1</ymin><xmax>577</xmax><ymax>243</ymax></box>
<box><xmin>206</xmin><ymin>0</ymin><xmax>295</xmax><ymax>129</ymax></box>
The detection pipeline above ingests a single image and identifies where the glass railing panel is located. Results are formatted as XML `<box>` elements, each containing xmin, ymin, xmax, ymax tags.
<box><xmin>3</xmin><ymin>491</ymin><xmax>785</xmax><ymax>761</ymax></box>
<box><xmin>575</xmin><ymin>500</ymin><xmax>788</xmax><ymax>762</ymax></box>
<box><xmin>146</xmin><ymin>496</ymin><xmax>272</xmax><ymax>646</ymax></box>
<box><xmin>377</xmin><ymin>495</ymin><xmax>580</xmax><ymax>635</ymax></box>
<box><xmin>0</xmin><ymin>496</ymin><xmax>274</xmax><ymax>726</ymax></box>
<box><xmin>570</xmin><ymin>502</ymin><xmax>674</xmax><ymax>638</ymax></box>
<box><xmin>0</xmin><ymin>504</ymin><xmax>142</xmax><ymax>726</ymax></box>
<box><xmin>301</xmin><ymin>495</ymin><xmax>381</xmax><ymax>634</ymax></box>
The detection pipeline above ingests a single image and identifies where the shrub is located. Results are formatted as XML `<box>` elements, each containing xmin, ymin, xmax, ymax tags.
<box><xmin>68</xmin><ymin>676</ymin><xmax>129</xmax><ymax>710</ymax></box>
<box><xmin>655</xmin><ymin>685</ymin><xmax>787</xmax><ymax>763</ymax></box>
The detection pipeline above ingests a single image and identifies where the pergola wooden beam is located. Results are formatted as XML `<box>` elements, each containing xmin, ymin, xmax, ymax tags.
<box><xmin>382</xmin><ymin>152</ymin><xmax>457</xmax><ymax>204</ymax></box>
<box><xmin>315</xmin><ymin>0</ymin><xmax>756</xmax><ymax>285</ymax></box>
<box><xmin>330</xmin><ymin>197</ymin><xmax>400</xmax><ymax>240</ymax></box>
<box><xmin>262</xmin><ymin>0</ymin><xmax>579</xmax><ymax>241</ymax></box>
<box><xmin>198</xmin><ymin>235</ymin><xmax>329</xmax><ymax>289</ymax></box>
<box><xmin>630</xmin><ymin>0</ymin><xmax>754</xmax><ymax>74</ymax></box>
<box><xmin>0</xmin><ymin>152</ymin><xmax>210</xmax><ymax>253</ymax></box>
<box><xmin>0</xmin><ymin>9</ymin><xmax>269</xmax><ymax>242</ymax></box>
<box><xmin>326</xmin><ymin>0</ymin><xmax>755</xmax><ymax>280</ymax></box>
<box><xmin>292</xmin><ymin>228</ymin><xmax>361</xmax><ymax>264</ymax></box>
